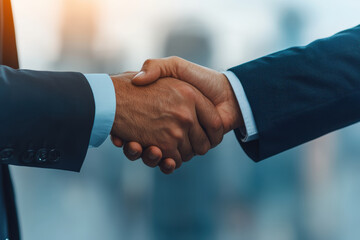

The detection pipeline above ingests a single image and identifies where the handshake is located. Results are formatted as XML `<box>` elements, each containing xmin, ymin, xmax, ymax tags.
<box><xmin>109</xmin><ymin>57</ymin><xmax>244</xmax><ymax>174</ymax></box>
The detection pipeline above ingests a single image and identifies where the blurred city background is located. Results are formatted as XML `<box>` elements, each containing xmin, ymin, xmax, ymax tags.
<box><xmin>8</xmin><ymin>0</ymin><xmax>360</xmax><ymax>239</ymax></box>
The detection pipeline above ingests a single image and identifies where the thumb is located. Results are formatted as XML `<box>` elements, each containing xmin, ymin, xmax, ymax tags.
<box><xmin>132</xmin><ymin>57</ymin><xmax>182</xmax><ymax>85</ymax></box>
<box><xmin>132</xmin><ymin>71</ymin><xmax>158</xmax><ymax>86</ymax></box>
<box><xmin>132</xmin><ymin>60</ymin><xmax>163</xmax><ymax>85</ymax></box>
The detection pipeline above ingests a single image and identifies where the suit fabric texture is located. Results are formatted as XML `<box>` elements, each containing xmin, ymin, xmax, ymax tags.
<box><xmin>0</xmin><ymin>0</ymin><xmax>96</xmax><ymax>238</ymax></box>
<box><xmin>230</xmin><ymin>25</ymin><xmax>360</xmax><ymax>162</ymax></box>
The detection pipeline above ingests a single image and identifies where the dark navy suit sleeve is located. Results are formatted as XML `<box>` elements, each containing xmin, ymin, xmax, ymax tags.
<box><xmin>0</xmin><ymin>66</ymin><xmax>95</xmax><ymax>171</ymax></box>
<box><xmin>229</xmin><ymin>25</ymin><xmax>360</xmax><ymax>162</ymax></box>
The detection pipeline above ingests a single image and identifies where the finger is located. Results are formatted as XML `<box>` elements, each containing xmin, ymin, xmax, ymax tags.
<box><xmin>159</xmin><ymin>158</ymin><xmax>176</xmax><ymax>174</ymax></box>
<box><xmin>194</xmin><ymin>93</ymin><xmax>224</xmax><ymax>147</ymax></box>
<box><xmin>162</xmin><ymin>150</ymin><xmax>182</xmax><ymax>169</ymax></box>
<box><xmin>178</xmin><ymin>133</ymin><xmax>195</xmax><ymax>162</ymax></box>
<box><xmin>188</xmin><ymin>114</ymin><xmax>211</xmax><ymax>156</ymax></box>
<box><xmin>111</xmin><ymin>135</ymin><xmax>124</xmax><ymax>148</ymax></box>
<box><xmin>132</xmin><ymin>57</ymin><xmax>187</xmax><ymax>85</ymax></box>
<box><xmin>123</xmin><ymin>142</ymin><xmax>143</xmax><ymax>161</ymax></box>
<box><xmin>142</xmin><ymin>146</ymin><xmax>163</xmax><ymax>168</ymax></box>
<box><xmin>132</xmin><ymin>57</ymin><xmax>216</xmax><ymax>100</ymax></box>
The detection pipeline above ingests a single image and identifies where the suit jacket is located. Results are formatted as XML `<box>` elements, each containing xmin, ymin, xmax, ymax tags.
<box><xmin>230</xmin><ymin>25</ymin><xmax>360</xmax><ymax>162</ymax></box>
<box><xmin>0</xmin><ymin>0</ymin><xmax>96</xmax><ymax>239</ymax></box>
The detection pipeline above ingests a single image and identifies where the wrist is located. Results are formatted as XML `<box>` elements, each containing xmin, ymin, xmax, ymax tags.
<box><xmin>110</xmin><ymin>73</ymin><xmax>142</xmax><ymax>140</ymax></box>
<box><xmin>110</xmin><ymin>75</ymin><xmax>125</xmax><ymax>136</ymax></box>
<box><xmin>220</xmin><ymin>73</ymin><xmax>245</xmax><ymax>132</ymax></box>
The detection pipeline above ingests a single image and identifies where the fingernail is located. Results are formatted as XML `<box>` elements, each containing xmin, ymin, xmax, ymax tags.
<box><xmin>149</xmin><ymin>152</ymin><xmax>158</xmax><ymax>160</ymax></box>
<box><xmin>163</xmin><ymin>165</ymin><xmax>174</xmax><ymax>174</ymax></box>
<box><xmin>133</xmin><ymin>71</ymin><xmax>145</xmax><ymax>79</ymax></box>
<box><xmin>164</xmin><ymin>164</ymin><xmax>173</xmax><ymax>171</ymax></box>
<box><xmin>129</xmin><ymin>149</ymin><xmax>138</xmax><ymax>155</ymax></box>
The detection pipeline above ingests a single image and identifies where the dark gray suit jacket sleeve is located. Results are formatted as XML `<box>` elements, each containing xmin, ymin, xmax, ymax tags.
<box><xmin>0</xmin><ymin>66</ymin><xmax>95</xmax><ymax>171</ymax></box>
<box><xmin>229</xmin><ymin>25</ymin><xmax>360</xmax><ymax>162</ymax></box>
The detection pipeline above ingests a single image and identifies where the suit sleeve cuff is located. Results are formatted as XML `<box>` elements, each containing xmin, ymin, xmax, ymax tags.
<box><xmin>84</xmin><ymin>74</ymin><xmax>116</xmax><ymax>148</ymax></box>
<box><xmin>223</xmin><ymin>71</ymin><xmax>258</xmax><ymax>142</ymax></box>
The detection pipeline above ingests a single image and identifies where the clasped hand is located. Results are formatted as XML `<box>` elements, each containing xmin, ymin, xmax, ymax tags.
<box><xmin>110</xmin><ymin>57</ymin><xmax>243</xmax><ymax>174</ymax></box>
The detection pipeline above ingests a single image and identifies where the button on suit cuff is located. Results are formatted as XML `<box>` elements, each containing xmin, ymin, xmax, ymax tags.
<box><xmin>223</xmin><ymin>71</ymin><xmax>259</xmax><ymax>142</ymax></box>
<box><xmin>84</xmin><ymin>74</ymin><xmax>116</xmax><ymax>148</ymax></box>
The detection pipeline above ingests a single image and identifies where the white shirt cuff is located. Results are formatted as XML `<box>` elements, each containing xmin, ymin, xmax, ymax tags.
<box><xmin>223</xmin><ymin>71</ymin><xmax>259</xmax><ymax>142</ymax></box>
<box><xmin>84</xmin><ymin>74</ymin><xmax>116</xmax><ymax>148</ymax></box>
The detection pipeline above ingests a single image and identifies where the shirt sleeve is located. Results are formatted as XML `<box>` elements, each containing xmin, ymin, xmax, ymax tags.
<box><xmin>223</xmin><ymin>71</ymin><xmax>259</xmax><ymax>142</ymax></box>
<box><xmin>84</xmin><ymin>74</ymin><xmax>116</xmax><ymax>148</ymax></box>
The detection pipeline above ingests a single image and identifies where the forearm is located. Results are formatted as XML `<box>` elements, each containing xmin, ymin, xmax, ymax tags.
<box><xmin>0</xmin><ymin>66</ymin><xmax>95</xmax><ymax>171</ymax></box>
<box><xmin>230</xmin><ymin>25</ymin><xmax>360</xmax><ymax>161</ymax></box>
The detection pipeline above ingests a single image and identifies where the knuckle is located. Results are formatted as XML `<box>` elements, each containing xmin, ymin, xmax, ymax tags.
<box><xmin>210</xmin><ymin>117</ymin><xmax>224</xmax><ymax>146</ymax></box>
<box><xmin>176</xmin><ymin>109</ymin><xmax>194</xmax><ymax>126</ymax></box>
<box><xmin>196</xmin><ymin>143</ymin><xmax>210</xmax><ymax>156</ymax></box>
<box><xmin>180</xmin><ymin>85</ymin><xmax>196</xmax><ymax>98</ymax></box>
<box><xmin>168</xmin><ymin>56</ymin><xmax>184</xmax><ymax>74</ymax></box>
<box><xmin>170</xmin><ymin>128</ymin><xmax>185</xmax><ymax>142</ymax></box>
<box><xmin>168</xmin><ymin>56</ymin><xmax>180</xmax><ymax>62</ymax></box>
<box><xmin>143</xmin><ymin>58</ymin><xmax>154</xmax><ymax>67</ymax></box>
<box><xmin>211</xmin><ymin>115</ymin><xmax>223</xmax><ymax>132</ymax></box>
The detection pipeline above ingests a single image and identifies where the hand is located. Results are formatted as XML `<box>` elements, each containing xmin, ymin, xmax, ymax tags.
<box><xmin>110</xmin><ymin>72</ymin><xmax>224</xmax><ymax>173</ymax></box>
<box><xmin>114</xmin><ymin>57</ymin><xmax>244</xmax><ymax>173</ymax></box>
<box><xmin>133</xmin><ymin>57</ymin><xmax>243</xmax><ymax>132</ymax></box>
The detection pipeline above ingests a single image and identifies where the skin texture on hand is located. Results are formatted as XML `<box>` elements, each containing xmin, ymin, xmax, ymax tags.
<box><xmin>113</xmin><ymin>57</ymin><xmax>244</xmax><ymax>174</ymax></box>
<box><xmin>110</xmin><ymin>72</ymin><xmax>223</xmax><ymax>173</ymax></box>
<box><xmin>133</xmin><ymin>57</ymin><xmax>243</xmax><ymax>132</ymax></box>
